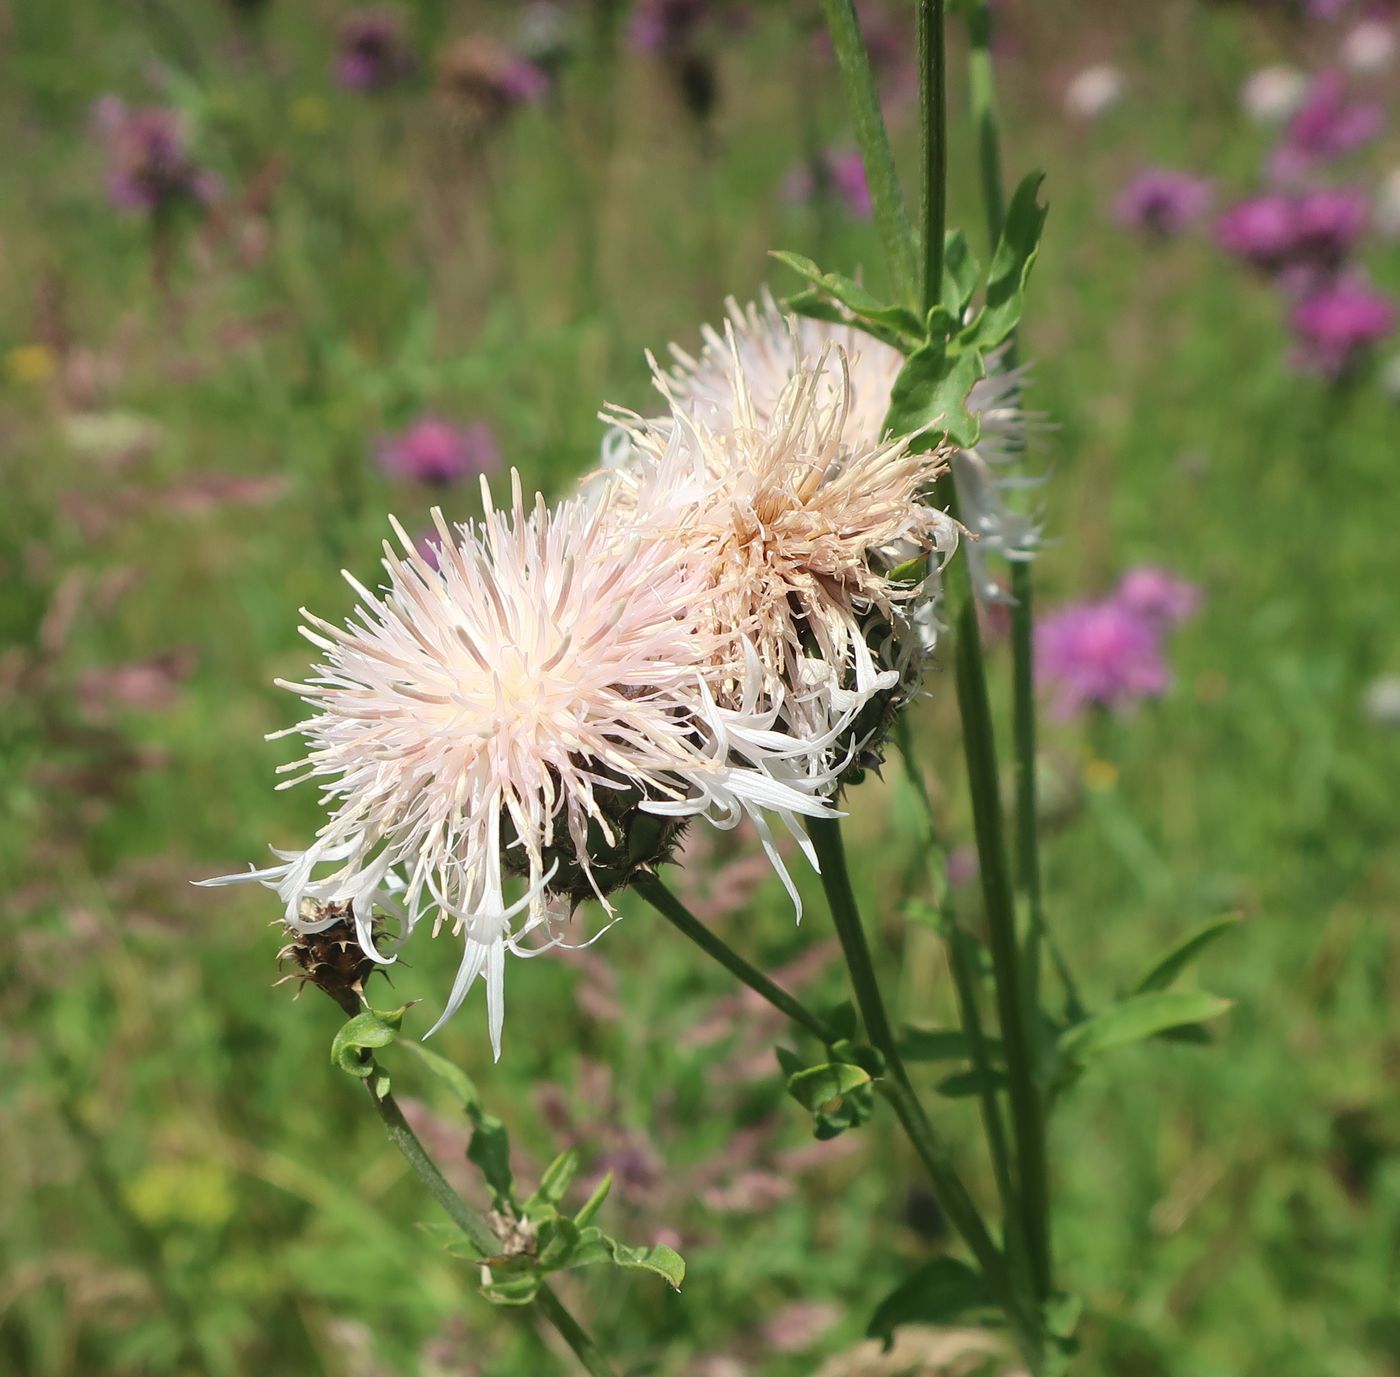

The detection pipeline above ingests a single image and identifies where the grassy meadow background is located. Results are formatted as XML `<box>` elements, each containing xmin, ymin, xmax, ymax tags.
<box><xmin>2</xmin><ymin>1</ymin><xmax>1398</xmax><ymax>1373</ymax></box>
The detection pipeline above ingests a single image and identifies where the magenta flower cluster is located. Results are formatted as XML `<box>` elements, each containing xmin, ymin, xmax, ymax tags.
<box><xmin>94</xmin><ymin>97</ymin><xmax>220</xmax><ymax>214</ymax></box>
<box><xmin>1115</xmin><ymin>168</ymin><xmax>1214</xmax><ymax>237</ymax></box>
<box><xmin>1036</xmin><ymin>567</ymin><xmax>1200</xmax><ymax>719</ymax></box>
<box><xmin>334</xmin><ymin>10</ymin><xmax>416</xmax><ymax>92</ymax></box>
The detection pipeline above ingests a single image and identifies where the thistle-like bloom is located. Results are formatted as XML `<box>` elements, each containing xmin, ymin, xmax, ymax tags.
<box><xmin>201</xmin><ymin>475</ymin><xmax>837</xmax><ymax>1052</ymax></box>
<box><xmin>1114</xmin><ymin>168</ymin><xmax>1214</xmax><ymax>237</ymax></box>
<box><xmin>601</xmin><ymin>329</ymin><xmax>958</xmax><ymax>766</ymax></box>
<box><xmin>1289</xmin><ymin>278</ymin><xmax>1398</xmax><ymax>377</ymax></box>
<box><xmin>376</xmin><ymin>416</ymin><xmax>501</xmax><ymax>487</ymax></box>
<box><xmin>93</xmin><ymin>98</ymin><xmax>220</xmax><ymax>214</ymax></box>
<box><xmin>1274</xmin><ymin>71</ymin><xmax>1382</xmax><ymax>180</ymax></box>
<box><xmin>626</xmin><ymin>292</ymin><xmax>1037</xmax><ymax>610</ymax></box>
<box><xmin>436</xmin><ymin>37</ymin><xmax>550</xmax><ymax>128</ymax></box>
<box><xmin>335</xmin><ymin>10</ymin><xmax>415</xmax><ymax>92</ymax></box>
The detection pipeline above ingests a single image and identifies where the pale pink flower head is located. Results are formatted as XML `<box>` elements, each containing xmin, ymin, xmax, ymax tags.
<box><xmin>1063</xmin><ymin>64</ymin><xmax>1125</xmax><ymax>121</ymax></box>
<box><xmin>1036</xmin><ymin>598</ymin><xmax>1171</xmax><ymax>718</ymax></box>
<box><xmin>377</xmin><ymin>416</ymin><xmax>500</xmax><ymax>487</ymax></box>
<box><xmin>1241</xmin><ymin>66</ymin><xmax>1308</xmax><ymax>126</ymax></box>
<box><xmin>1115</xmin><ymin>566</ymin><xmax>1201</xmax><ymax>627</ymax></box>
<box><xmin>200</xmin><ymin>475</ymin><xmax>837</xmax><ymax>1052</ymax></box>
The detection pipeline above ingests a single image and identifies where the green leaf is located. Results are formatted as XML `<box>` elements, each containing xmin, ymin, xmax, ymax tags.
<box><xmin>822</xmin><ymin>999</ymin><xmax>860</xmax><ymax>1045</ymax></box>
<box><xmin>901</xmin><ymin>1027</ymin><xmax>1005</xmax><ymax>1063</ymax></box>
<box><xmin>395</xmin><ymin>1036</ymin><xmax>483</xmax><ymax>1112</ymax></box>
<box><xmin>977</xmin><ymin>171</ymin><xmax>1048</xmax><ymax>348</ymax></box>
<box><xmin>534</xmin><ymin>1216</ymin><xmax>581</xmax><ymax>1271</ymax></box>
<box><xmin>782</xmin><ymin>290</ymin><xmax>914</xmax><ymax>353</ymax></box>
<box><xmin>1132</xmin><ymin>915</ymin><xmax>1242</xmax><ymax>995</ymax></box>
<box><xmin>774</xmin><ymin>1045</ymin><xmax>806</xmax><ymax>1080</ymax></box>
<box><xmin>566</xmin><ymin>1228</ymin><xmax>686</xmax><ymax>1289</ymax></box>
<box><xmin>534</xmin><ymin>1150</ymin><xmax>579</xmax><ymax>1209</ymax></box>
<box><xmin>331</xmin><ymin>1006</ymin><xmax>407</xmax><ymax>1078</ymax></box>
<box><xmin>771</xmin><ymin>251</ymin><xmax>924</xmax><ymax>340</ymax></box>
<box><xmin>573</xmin><ymin>1171</ymin><xmax>613</xmax><ymax>1228</ymax></box>
<box><xmin>934</xmin><ymin>1067</ymin><xmax>1009</xmax><ymax>1099</ymax></box>
<box><xmin>867</xmin><ymin>1257</ymin><xmax>991</xmax><ymax>1346</ymax></box>
<box><xmin>479</xmin><ymin>1274</ymin><xmax>541</xmax><ymax>1306</ymax></box>
<box><xmin>785</xmin><ymin>1062</ymin><xmax>872</xmax><ymax>1112</ymax></box>
<box><xmin>467</xmin><ymin>1112</ymin><xmax>515</xmax><ymax>1211</ymax></box>
<box><xmin>883</xmin><ymin>339</ymin><xmax>987</xmax><ymax>449</ymax></box>
<box><xmin>1059</xmin><ymin>991</ymin><xmax>1233</xmax><ymax>1063</ymax></box>
<box><xmin>941</xmin><ymin>230</ymin><xmax>981</xmax><ymax>316</ymax></box>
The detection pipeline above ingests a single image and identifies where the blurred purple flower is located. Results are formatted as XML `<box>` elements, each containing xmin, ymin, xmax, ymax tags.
<box><xmin>1036</xmin><ymin>599</ymin><xmax>1171</xmax><ymax>717</ymax></box>
<box><xmin>1274</xmin><ymin>71</ymin><xmax>1382</xmax><ymax>178</ymax></box>
<box><xmin>629</xmin><ymin>0</ymin><xmax>711</xmax><ymax>54</ymax></box>
<box><xmin>1115</xmin><ymin>167</ymin><xmax>1214</xmax><ymax>236</ymax></box>
<box><xmin>1217</xmin><ymin>194</ymin><xmax>1303</xmax><ymax>273</ymax></box>
<box><xmin>93</xmin><ymin>98</ymin><xmax>219</xmax><ymax>214</ymax></box>
<box><xmin>335</xmin><ymin>10</ymin><xmax>415</xmax><ymax>91</ymax></box>
<box><xmin>1289</xmin><ymin>278</ymin><xmax>1398</xmax><ymax>376</ymax></box>
<box><xmin>437</xmin><ymin>38</ymin><xmax>550</xmax><ymax>126</ymax></box>
<box><xmin>783</xmin><ymin>148</ymin><xmax>872</xmax><ymax>218</ymax></box>
<box><xmin>1115</xmin><ymin>566</ymin><xmax>1201</xmax><ymax>628</ymax></box>
<box><xmin>377</xmin><ymin>417</ymin><xmax>500</xmax><ymax>486</ymax></box>
<box><xmin>1293</xmin><ymin>186</ymin><xmax>1370</xmax><ymax>268</ymax></box>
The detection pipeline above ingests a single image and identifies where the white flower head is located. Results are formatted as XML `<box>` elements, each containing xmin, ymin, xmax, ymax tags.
<box><xmin>601</xmin><ymin>330</ymin><xmax>957</xmax><ymax>769</ymax></box>
<box><xmin>1063</xmin><ymin>63</ymin><xmax>1125</xmax><ymax>121</ymax></box>
<box><xmin>616</xmin><ymin>290</ymin><xmax>1040</xmax><ymax>612</ymax></box>
<box><xmin>1240</xmin><ymin>65</ymin><xmax>1307</xmax><ymax>126</ymax></box>
<box><xmin>200</xmin><ymin>473</ymin><xmax>837</xmax><ymax>1053</ymax></box>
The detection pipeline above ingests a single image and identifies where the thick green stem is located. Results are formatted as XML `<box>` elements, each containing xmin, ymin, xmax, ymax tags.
<box><xmin>917</xmin><ymin>0</ymin><xmax>947</xmax><ymax>313</ymax></box>
<box><xmin>635</xmin><ymin>872</ymin><xmax>838</xmax><ymax>1044</ymax></box>
<box><xmin>808</xmin><ymin>818</ymin><xmax>1042</xmax><ymax>1366</ymax></box>
<box><xmin>365</xmin><ymin>1075</ymin><xmax>618</xmax><ymax>1377</ymax></box>
<box><xmin>947</xmin><ymin>557</ymin><xmax>1051</xmax><ymax>1303</ymax></box>
<box><xmin>817</xmin><ymin>0</ymin><xmax>916</xmax><ymax>299</ymax></box>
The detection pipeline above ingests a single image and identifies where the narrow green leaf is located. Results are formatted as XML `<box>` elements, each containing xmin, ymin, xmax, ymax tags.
<box><xmin>1132</xmin><ymin>915</ymin><xmax>1242</xmax><ymax>995</ymax></box>
<box><xmin>774</xmin><ymin>1045</ymin><xmax>806</xmax><ymax>1080</ymax></box>
<box><xmin>783</xmin><ymin>291</ymin><xmax>914</xmax><ymax>353</ymax></box>
<box><xmin>901</xmin><ymin>1027</ymin><xmax>1005</xmax><ymax>1063</ymax></box>
<box><xmin>941</xmin><ymin>230</ymin><xmax>981</xmax><ymax>316</ymax></box>
<box><xmin>535</xmin><ymin>1150</ymin><xmax>579</xmax><ymax>1209</ymax></box>
<box><xmin>785</xmin><ymin>1062</ymin><xmax>872</xmax><ymax>1112</ymax></box>
<box><xmin>395</xmin><ymin>1036</ymin><xmax>483</xmax><ymax>1112</ymax></box>
<box><xmin>934</xmin><ymin>1067</ymin><xmax>1009</xmax><ymax>1099</ymax></box>
<box><xmin>566</xmin><ymin>1228</ymin><xmax>686</xmax><ymax>1289</ymax></box>
<box><xmin>770</xmin><ymin>251</ymin><xmax>925</xmax><ymax>339</ymax></box>
<box><xmin>467</xmin><ymin>1113</ymin><xmax>515</xmax><ymax>1210</ymax></box>
<box><xmin>534</xmin><ymin>1216</ymin><xmax>581</xmax><ymax>1271</ymax></box>
<box><xmin>883</xmin><ymin>340</ymin><xmax>987</xmax><ymax>449</ymax></box>
<box><xmin>417</xmin><ymin>1220</ymin><xmax>482</xmax><ymax>1261</ymax></box>
<box><xmin>978</xmin><ymin>171</ymin><xmax>1048</xmax><ymax>348</ymax></box>
<box><xmin>1059</xmin><ymin>991</ymin><xmax>1233</xmax><ymax>1063</ymax></box>
<box><xmin>867</xmin><ymin>1257</ymin><xmax>991</xmax><ymax>1345</ymax></box>
<box><xmin>331</xmin><ymin>1006</ymin><xmax>406</xmax><ymax>1078</ymax></box>
<box><xmin>573</xmin><ymin>1171</ymin><xmax>613</xmax><ymax>1228</ymax></box>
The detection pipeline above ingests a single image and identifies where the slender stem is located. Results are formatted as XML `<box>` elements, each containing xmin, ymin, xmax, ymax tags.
<box><xmin>365</xmin><ymin>1073</ymin><xmax>619</xmax><ymax>1377</ymax></box>
<box><xmin>817</xmin><ymin>0</ymin><xmax>916</xmax><ymax>299</ymax></box>
<box><xmin>946</xmin><ymin>557</ymin><xmax>1051</xmax><ymax>1302</ymax></box>
<box><xmin>808</xmin><ymin>819</ymin><xmax>1042</xmax><ymax>1367</ymax></box>
<box><xmin>635</xmin><ymin>872</ymin><xmax>838</xmax><ymax>1044</ymax></box>
<box><xmin>917</xmin><ymin>0</ymin><xmax>947</xmax><ymax>313</ymax></box>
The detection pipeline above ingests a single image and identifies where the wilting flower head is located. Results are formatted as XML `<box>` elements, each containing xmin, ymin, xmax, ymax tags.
<box><xmin>1115</xmin><ymin>566</ymin><xmax>1201</xmax><ymax>627</ymax></box>
<box><xmin>1036</xmin><ymin>598</ymin><xmax>1171</xmax><ymax>718</ymax></box>
<box><xmin>1289</xmin><ymin>278</ymin><xmax>1397</xmax><ymax>377</ymax></box>
<box><xmin>436</xmin><ymin>37</ymin><xmax>549</xmax><ymax>127</ymax></box>
<box><xmin>1274</xmin><ymin>71</ymin><xmax>1382</xmax><ymax>179</ymax></box>
<box><xmin>783</xmin><ymin>149</ymin><xmax>872</xmax><ymax>219</ymax></box>
<box><xmin>1114</xmin><ymin>167</ymin><xmax>1214</xmax><ymax>236</ymax></box>
<box><xmin>93</xmin><ymin>97</ymin><xmax>219</xmax><ymax>213</ymax></box>
<box><xmin>377</xmin><ymin>416</ymin><xmax>501</xmax><ymax>487</ymax></box>
<box><xmin>200</xmin><ymin>475</ymin><xmax>837</xmax><ymax>1051</ymax></box>
<box><xmin>629</xmin><ymin>292</ymin><xmax>1037</xmax><ymax>612</ymax></box>
<box><xmin>335</xmin><ymin>10</ymin><xmax>415</xmax><ymax>92</ymax></box>
<box><xmin>601</xmin><ymin>323</ymin><xmax>960</xmax><ymax>793</ymax></box>
<box><xmin>1063</xmin><ymin>64</ymin><xmax>1125</xmax><ymax>121</ymax></box>
<box><xmin>1241</xmin><ymin>65</ymin><xmax>1309</xmax><ymax>126</ymax></box>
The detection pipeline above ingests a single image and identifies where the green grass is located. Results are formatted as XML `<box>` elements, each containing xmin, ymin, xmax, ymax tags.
<box><xmin>2</xmin><ymin>2</ymin><xmax>1398</xmax><ymax>1374</ymax></box>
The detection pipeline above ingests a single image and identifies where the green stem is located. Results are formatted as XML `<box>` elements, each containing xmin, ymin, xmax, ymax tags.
<box><xmin>917</xmin><ymin>0</ymin><xmax>947</xmax><ymax>312</ymax></box>
<box><xmin>947</xmin><ymin>558</ymin><xmax>1051</xmax><ymax>1303</ymax></box>
<box><xmin>635</xmin><ymin>872</ymin><xmax>838</xmax><ymax>1044</ymax></box>
<box><xmin>817</xmin><ymin>0</ymin><xmax>916</xmax><ymax>299</ymax></box>
<box><xmin>365</xmin><ymin>1074</ymin><xmax>618</xmax><ymax>1377</ymax></box>
<box><xmin>808</xmin><ymin>818</ymin><xmax>1042</xmax><ymax>1367</ymax></box>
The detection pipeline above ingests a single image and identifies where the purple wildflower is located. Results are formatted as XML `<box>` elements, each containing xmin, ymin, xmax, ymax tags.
<box><xmin>335</xmin><ymin>10</ymin><xmax>414</xmax><ymax>92</ymax></box>
<box><xmin>1115</xmin><ymin>566</ymin><xmax>1201</xmax><ymax>628</ymax></box>
<box><xmin>1036</xmin><ymin>599</ymin><xmax>1171</xmax><ymax>718</ymax></box>
<box><xmin>1115</xmin><ymin>167</ymin><xmax>1214</xmax><ymax>236</ymax></box>
<box><xmin>1217</xmin><ymin>194</ymin><xmax>1302</xmax><ymax>273</ymax></box>
<box><xmin>629</xmin><ymin>0</ymin><xmax>711</xmax><ymax>55</ymax></box>
<box><xmin>1293</xmin><ymin>186</ymin><xmax>1370</xmax><ymax>268</ymax></box>
<box><xmin>93</xmin><ymin>98</ymin><xmax>219</xmax><ymax>214</ymax></box>
<box><xmin>376</xmin><ymin>417</ymin><xmax>501</xmax><ymax>486</ymax></box>
<box><xmin>1289</xmin><ymin>278</ymin><xmax>1398</xmax><ymax>377</ymax></box>
<box><xmin>437</xmin><ymin>38</ymin><xmax>550</xmax><ymax>126</ymax></box>
<box><xmin>783</xmin><ymin>148</ymin><xmax>872</xmax><ymax>218</ymax></box>
<box><xmin>1274</xmin><ymin>71</ymin><xmax>1382</xmax><ymax>178</ymax></box>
